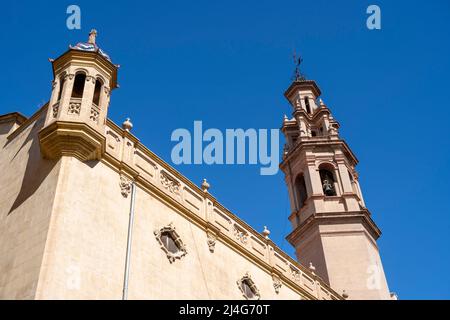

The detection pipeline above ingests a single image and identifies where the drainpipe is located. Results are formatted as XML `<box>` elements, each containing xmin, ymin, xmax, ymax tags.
<box><xmin>122</xmin><ymin>181</ymin><xmax>136</xmax><ymax>300</ymax></box>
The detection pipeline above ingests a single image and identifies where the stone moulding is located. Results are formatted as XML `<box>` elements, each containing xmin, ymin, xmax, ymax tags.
<box><xmin>32</xmin><ymin>114</ymin><xmax>342</xmax><ymax>300</ymax></box>
<box><xmin>153</xmin><ymin>223</ymin><xmax>187</xmax><ymax>263</ymax></box>
<box><xmin>38</xmin><ymin>121</ymin><xmax>105</xmax><ymax>162</ymax></box>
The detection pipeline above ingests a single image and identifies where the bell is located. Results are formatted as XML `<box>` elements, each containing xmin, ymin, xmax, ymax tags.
<box><xmin>324</xmin><ymin>184</ymin><xmax>333</xmax><ymax>195</ymax></box>
<box><xmin>322</xmin><ymin>179</ymin><xmax>335</xmax><ymax>196</ymax></box>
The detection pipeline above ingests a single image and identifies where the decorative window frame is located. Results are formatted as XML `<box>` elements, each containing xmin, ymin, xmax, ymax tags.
<box><xmin>154</xmin><ymin>223</ymin><xmax>187</xmax><ymax>263</ymax></box>
<box><xmin>237</xmin><ymin>273</ymin><xmax>260</xmax><ymax>300</ymax></box>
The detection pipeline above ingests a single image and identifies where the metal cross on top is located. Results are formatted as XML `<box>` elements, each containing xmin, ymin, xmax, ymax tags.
<box><xmin>292</xmin><ymin>51</ymin><xmax>306</xmax><ymax>81</ymax></box>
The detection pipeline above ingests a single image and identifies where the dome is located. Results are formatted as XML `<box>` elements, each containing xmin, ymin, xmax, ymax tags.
<box><xmin>69</xmin><ymin>29</ymin><xmax>112</xmax><ymax>62</ymax></box>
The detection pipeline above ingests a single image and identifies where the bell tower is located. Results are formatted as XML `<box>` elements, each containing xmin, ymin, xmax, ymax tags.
<box><xmin>39</xmin><ymin>29</ymin><xmax>118</xmax><ymax>161</ymax></box>
<box><xmin>280</xmin><ymin>60</ymin><xmax>391</xmax><ymax>299</ymax></box>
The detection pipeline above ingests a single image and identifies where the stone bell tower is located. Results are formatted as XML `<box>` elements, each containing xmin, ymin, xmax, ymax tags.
<box><xmin>39</xmin><ymin>29</ymin><xmax>118</xmax><ymax>161</ymax></box>
<box><xmin>280</xmin><ymin>61</ymin><xmax>391</xmax><ymax>300</ymax></box>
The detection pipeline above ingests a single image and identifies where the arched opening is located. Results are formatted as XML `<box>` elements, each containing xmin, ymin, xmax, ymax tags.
<box><xmin>57</xmin><ymin>74</ymin><xmax>65</xmax><ymax>101</ymax></box>
<box><xmin>295</xmin><ymin>174</ymin><xmax>308</xmax><ymax>209</ymax></box>
<box><xmin>92</xmin><ymin>78</ymin><xmax>103</xmax><ymax>106</ymax></box>
<box><xmin>71</xmin><ymin>73</ymin><xmax>86</xmax><ymax>98</ymax></box>
<box><xmin>319</xmin><ymin>165</ymin><xmax>337</xmax><ymax>196</ymax></box>
<box><xmin>304</xmin><ymin>97</ymin><xmax>311</xmax><ymax>114</ymax></box>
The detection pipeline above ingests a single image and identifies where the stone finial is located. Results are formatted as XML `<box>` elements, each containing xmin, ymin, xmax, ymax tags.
<box><xmin>308</xmin><ymin>262</ymin><xmax>316</xmax><ymax>274</ymax></box>
<box><xmin>342</xmin><ymin>290</ymin><xmax>349</xmax><ymax>299</ymax></box>
<box><xmin>201</xmin><ymin>179</ymin><xmax>210</xmax><ymax>193</ymax></box>
<box><xmin>262</xmin><ymin>226</ymin><xmax>270</xmax><ymax>239</ymax></box>
<box><xmin>122</xmin><ymin>118</ymin><xmax>133</xmax><ymax>131</ymax></box>
<box><xmin>88</xmin><ymin>29</ymin><xmax>97</xmax><ymax>45</ymax></box>
<box><xmin>319</xmin><ymin>98</ymin><xmax>325</xmax><ymax>107</ymax></box>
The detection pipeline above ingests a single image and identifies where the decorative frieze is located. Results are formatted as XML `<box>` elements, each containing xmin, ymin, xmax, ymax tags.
<box><xmin>290</xmin><ymin>266</ymin><xmax>301</xmax><ymax>283</ymax></box>
<box><xmin>160</xmin><ymin>170</ymin><xmax>181</xmax><ymax>196</ymax></box>
<box><xmin>64</xmin><ymin>73</ymin><xmax>75</xmax><ymax>81</ymax></box>
<box><xmin>233</xmin><ymin>224</ymin><xmax>248</xmax><ymax>245</ymax></box>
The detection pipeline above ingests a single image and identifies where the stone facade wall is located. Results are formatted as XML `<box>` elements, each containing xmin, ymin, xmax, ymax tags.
<box><xmin>0</xmin><ymin>110</ymin><xmax>61</xmax><ymax>299</ymax></box>
<box><xmin>0</xmin><ymin>110</ymin><xmax>341</xmax><ymax>300</ymax></box>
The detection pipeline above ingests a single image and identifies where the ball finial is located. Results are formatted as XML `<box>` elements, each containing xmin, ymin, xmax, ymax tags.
<box><xmin>262</xmin><ymin>226</ymin><xmax>271</xmax><ymax>239</ymax></box>
<box><xmin>122</xmin><ymin>118</ymin><xmax>133</xmax><ymax>131</ymax></box>
<box><xmin>201</xmin><ymin>179</ymin><xmax>210</xmax><ymax>192</ymax></box>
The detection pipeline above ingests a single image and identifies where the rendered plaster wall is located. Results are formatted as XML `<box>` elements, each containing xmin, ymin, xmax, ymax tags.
<box><xmin>0</xmin><ymin>112</ymin><xmax>61</xmax><ymax>299</ymax></box>
<box><xmin>35</xmin><ymin>157</ymin><xmax>303</xmax><ymax>300</ymax></box>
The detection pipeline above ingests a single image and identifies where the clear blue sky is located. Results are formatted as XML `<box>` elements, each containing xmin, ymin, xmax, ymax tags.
<box><xmin>1</xmin><ymin>1</ymin><xmax>449</xmax><ymax>299</ymax></box>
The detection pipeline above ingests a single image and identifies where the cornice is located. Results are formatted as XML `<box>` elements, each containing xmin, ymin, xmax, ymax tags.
<box><xmin>6</xmin><ymin>103</ymin><xmax>48</xmax><ymax>143</ymax></box>
<box><xmin>0</xmin><ymin>112</ymin><xmax>28</xmax><ymax>125</ymax></box>
<box><xmin>286</xmin><ymin>210</ymin><xmax>382</xmax><ymax>247</ymax></box>
<box><xmin>99</xmin><ymin>117</ymin><xmax>342</xmax><ymax>300</ymax></box>
<box><xmin>280</xmin><ymin>138</ymin><xmax>358</xmax><ymax>170</ymax></box>
<box><xmin>38</xmin><ymin>121</ymin><xmax>106</xmax><ymax>161</ymax></box>
<box><xmin>52</xmin><ymin>49</ymin><xmax>118</xmax><ymax>89</ymax></box>
<box><xmin>284</xmin><ymin>80</ymin><xmax>322</xmax><ymax>101</ymax></box>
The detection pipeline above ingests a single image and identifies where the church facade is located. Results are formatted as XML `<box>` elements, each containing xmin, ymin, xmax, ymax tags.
<box><xmin>0</xmin><ymin>31</ymin><xmax>392</xmax><ymax>300</ymax></box>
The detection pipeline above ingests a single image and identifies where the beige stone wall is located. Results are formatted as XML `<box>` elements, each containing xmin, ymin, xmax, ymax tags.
<box><xmin>0</xmin><ymin>110</ymin><xmax>61</xmax><ymax>299</ymax></box>
<box><xmin>294</xmin><ymin>222</ymin><xmax>391</xmax><ymax>300</ymax></box>
<box><xmin>1</xmin><ymin>111</ymin><xmax>340</xmax><ymax>300</ymax></box>
<box><xmin>35</xmin><ymin>157</ymin><xmax>129</xmax><ymax>299</ymax></box>
<box><xmin>35</xmin><ymin>157</ymin><xmax>305</xmax><ymax>299</ymax></box>
<box><xmin>320</xmin><ymin>227</ymin><xmax>390</xmax><ymax>300</ymax></box>
<box><xmin>128</xmin><ymin>185</ymin><xmax>301</xmax><ymax>300</ymax></box>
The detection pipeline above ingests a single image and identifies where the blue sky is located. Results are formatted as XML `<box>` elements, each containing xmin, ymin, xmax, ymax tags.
<box><xmin>1</xmin><ymin>0</ymin><xmax>449</xmax><ymax>299</ymax></box>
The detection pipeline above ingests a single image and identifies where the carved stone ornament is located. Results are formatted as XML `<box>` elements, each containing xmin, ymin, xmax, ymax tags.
<box><xmin>272</xmin><ymin>275</ymin><xmax>282</xmax><ymax>294</ymax></box>
<box><xmin>90</xmin><ymin>107</ymin><xmax>100</xmax><ymax>123</ymax></box>
<box><xmin>160</xmin><ymin>171</ymin><xmax>181</xmax><ymax>196</ymax></box>
<box><xmin>154</xmin><ymin>223</ymin><xmax>187</xmax><ymax>263</ymax></box>
<box><xmin>237</xmin><ymin>273</ymin><xmax>260</xmax><ymax>300</ymax></box>
<box><xmin>290</xmin><ymin>266</ymin><xmax>301</xmax><ymax>283</ymax></box>
<box><xmin>52</xmin><ymin>103</ymin><xmax>59</xmax><ymax>118</ymax></box>
<box><xmin>68</xmin><ymin>102</ymin><xmax>81</xmax><ymax>115</ymax></box>
<box><xmin>233</xmin><ymin>224</ymin><xmax>248</xmax><ymax>245</ymax></box>
<box><xmin>119</xmin><ymin>175</ymin><xmax>132</xmax><ymax>197</ymax></box>
<box><xmin>206</xmin><ymin>232</ymin><xmax>216</xmax><ymax>253</ymax></box>
<box><xmin>65</xmin><ymin>73</ymin><xmax>75</xmax><ymax>81</ymax></box>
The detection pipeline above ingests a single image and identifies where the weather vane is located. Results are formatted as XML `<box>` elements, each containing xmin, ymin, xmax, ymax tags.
<box><xmin>292</xmin><ymin>50</ymin><xmax>306</xmax><ymax>81</ymax></box>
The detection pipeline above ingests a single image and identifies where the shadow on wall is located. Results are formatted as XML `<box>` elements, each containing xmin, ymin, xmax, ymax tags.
<box><xmin>7</xmin><ymin>117</ymin><xmax>57</xmax><ymax>215</ymax></box>
<box><xmin>0</xmin><ymin>123</ymin><xmax>14</xmax><ymax>136</ymax></box>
